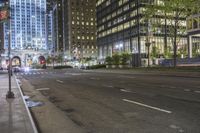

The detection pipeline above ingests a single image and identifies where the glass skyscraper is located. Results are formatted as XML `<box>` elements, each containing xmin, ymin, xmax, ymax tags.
<box><xmin>4</xmin><ymin>0</ymin><xmax>46</xmax><ymax>51</ymax></box>
<box><xmin>96</xmin><ymin>0</ymin><xmax>188</xmax><ymax>66</ymax></box>
<box><xmin>1</xmin><ymin>0</ymin><xmax>47</xmax><ymax>67</ymax></box>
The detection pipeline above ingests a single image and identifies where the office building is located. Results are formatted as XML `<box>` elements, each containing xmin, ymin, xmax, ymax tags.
<box><xmin>187</xmin><ymin>13</ymin><xmax>200</xmax><ymax>57</ymax></box>
<box><xmin>52</xmin><ymin>0</ymin><xmax>97</xmax><ymax>60</ymax></box>
<box><xmin>96</xmin><ymin>0</ymin><xmax>188</xmax><ymax>65</ymax></box>
<box><xmin>3</xmin><ymin>0</ymin><xmax>47</xmax><ymax>66</ymax></box>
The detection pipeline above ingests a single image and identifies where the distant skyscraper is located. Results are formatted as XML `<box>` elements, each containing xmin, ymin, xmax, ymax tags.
<box><xmin>51</xmin><ymin>0</ymin><xmax>97</xmax><ymax>60</ymax></box>
<box><xmin>4</xmin><ymin>0</ymin><xmax>46</xmax><ymax>51</ymax></box>
<box><xmin>0</xmin><ymin>23</ymin><xmax>4</xmax><ymax>51</ymax></box>
<box><xmin>46</xmin><ymin>0</ymin><xmax>53</xmax><ymax>52</ymax></box>
<box><xmin>2</xmin><ymin>0</ymin><xmax>47</xmax><ymax>67</ymax></box>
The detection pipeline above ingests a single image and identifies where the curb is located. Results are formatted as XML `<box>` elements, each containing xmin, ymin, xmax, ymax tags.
<box><xmin>14</xmin><ymin>75</ymin><xmax>38</xmax><ymax>133</ymax></box>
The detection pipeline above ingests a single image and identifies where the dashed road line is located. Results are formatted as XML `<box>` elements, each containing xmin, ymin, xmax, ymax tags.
<box><xmin>56</xmin><ymin>80</ymin><xmax>64</xmax><ymax>83</ymax></box>
<box><xmin>183</xmin><ymin>89</ymin><xmax>191</xmax><ymax>92</ymax></box>
<box><xmin>194</xmin><ymin>91</ymin><xmax>200</xmax><ymax>93</ymax></box>
<box><xmin>123</xmin><ymin>99</ymin><xmax>172</xmax><ymax>114</ymax></box>
<box><xmin>36</xmin><ymin>88</ymin><xmax>50</xmax><ymax>91</ymax></box>
<box><xmin>120</xmin><ymin>89</ymin><xmax>132</xmax><ymax>93</ymax></box>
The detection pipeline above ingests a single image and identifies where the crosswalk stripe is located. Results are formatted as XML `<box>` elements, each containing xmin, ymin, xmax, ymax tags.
<box><xmin>15</xmin><ymin>72</ymin><xmax>57</xmax><ymax>76</ymax></box>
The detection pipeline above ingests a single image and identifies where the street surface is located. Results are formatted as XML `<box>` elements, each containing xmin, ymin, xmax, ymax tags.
<box><xmin>16</xmin><ymin>68</ymin><xmax>200</xmax><ymax>133</ymax></box>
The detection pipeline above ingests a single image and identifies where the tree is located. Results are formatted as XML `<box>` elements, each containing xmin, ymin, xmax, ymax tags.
<box><xmin>112</xmin><ymin>54</ymin><xmax>120</xmax><ymax>65</ymax></box>
<box><xmin>145</xmin><ymin>0</ymin><xmax>200</xmax><ymax>67</ymax></box>
<box><xmin>120</xmin><ymin>53</ymin><xmax>131</xmax><ymax>65</ymax></box>
<box><xmin>56</xmin><ymin>55</ymin><xmax>63</xmax><ymax>64</ymax></box>
<box><xmin>151</xmin><ymin>46</ymin><xmax>159</xmax><ymax>58</ymax></box>
<box><xmin>46</xmin><ymin>56</ymin><xmax>52</xmax><ymax>64</ymax></box>
<box><xmin>105</xmin><ymin>56</ymin><xmax>113</xmax><ymax>65</ymax></box>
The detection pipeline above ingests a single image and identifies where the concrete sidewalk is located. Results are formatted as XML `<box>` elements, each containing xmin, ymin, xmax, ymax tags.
<box><xmin>85</xmin><ymin>69</ymin><xmax>200</xmax><ymax>78</ymax></box>
<box><xmin>0</xmin><ymin>71</ymin><xmax>37</xmax><ymax>133</ymax></box>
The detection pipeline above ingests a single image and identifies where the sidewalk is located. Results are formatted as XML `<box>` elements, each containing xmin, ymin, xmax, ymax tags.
<box><xmin>0</xmin><ymin>71</ymin><xmax>37</xmax><ymax>133</ymax></box>
<box><xmin>85</xmin><ymin>68</ymin><xmax>200</xmax><ymax>78</ymax></box>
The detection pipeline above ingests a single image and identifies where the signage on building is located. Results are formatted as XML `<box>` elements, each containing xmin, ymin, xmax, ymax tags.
<box><xmin>0</xmin><ymin>9</ymin><xmax>8</xmax><ymax>22</ymax></box>
<box><xmin>0</xmin><ymin>0</ymin><xmax>9</xmax><ymax>23</ymax></box>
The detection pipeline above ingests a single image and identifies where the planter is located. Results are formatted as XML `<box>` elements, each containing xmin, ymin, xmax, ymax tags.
<box><xmin>111</xmin><ymin>65</ymin><xmax>120</xmax><ymax>68</ymax></box>
<box><xmin>106</xmin><ymin>65</ymin><xmax>112</xmax><ymax>68</ymax></box>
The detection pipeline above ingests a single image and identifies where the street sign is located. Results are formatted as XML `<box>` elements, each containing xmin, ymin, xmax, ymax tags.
<box><xmin>0</xmin><ymin>9</ymin><xmax>8</xmax><ymax>22</ymax></box>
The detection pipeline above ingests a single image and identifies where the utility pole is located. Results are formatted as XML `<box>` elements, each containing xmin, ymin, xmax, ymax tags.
<box><xmin>6</xmin><ymin>0</ymin><xmax>14</xmax><ymax>98</ymax></box>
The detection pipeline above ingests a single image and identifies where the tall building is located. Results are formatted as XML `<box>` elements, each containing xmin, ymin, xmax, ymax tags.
<box><xmin>46</xmin><ymin>0</ymin><xmax>53</xmax><ymax>53</ymax></box>
<box><xmin>0</xmin><ymin>23</ymin><xmax>4</xmax><ymax>52</ymax></box>
<box><xmin>187</xmin><ymin>13</ymin><xmax>200</xmax><ymax>58</ymax></box>
<box><xmin>96</xmin><ymin>0</ymin><xmax>188</xmax><ymax>66</ymax></box>
<box><xmin>3</xmin><ymin>0</ymin><xmax>47</xmax><ymax>66</ymax></box>
<box><xmin>52</xmin><ymin>0</ymin><xmax>97</xmax><ymax>60</ymax></box>
<box><xmin>52</xmin><ymin>0</ymin><xmax>64</xmax><ymax>54</ymax></box>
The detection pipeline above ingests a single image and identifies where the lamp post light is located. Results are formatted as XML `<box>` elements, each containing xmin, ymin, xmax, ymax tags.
<box><xmin>115</xmin><ymin>43</ymin><xmax>123</xmax><ymax>53</ymax></box>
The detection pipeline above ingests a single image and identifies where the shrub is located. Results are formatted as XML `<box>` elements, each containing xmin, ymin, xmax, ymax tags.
<box><xmin>53</xmin><ymin>65</ymin><xmax>73</xmax><ymax>69</ymax></box>
<box><xmin>112</xmin><ymin>54</ymin><xmax>120</xmax><ymax>65</ymax></box>
<box><xmin>120</xmin><ymin>53</ymin><xmax>131</xmax><ymax>65</ymax></box>
<box><xmin>87</xmin><ymin>64</ymin><xmax>106</xmax><ymax>69</ymax></box>
<box><xmin>105</xmin><ymin>56</ymin><xmax>113</xmax><ymax>65</ymax></box>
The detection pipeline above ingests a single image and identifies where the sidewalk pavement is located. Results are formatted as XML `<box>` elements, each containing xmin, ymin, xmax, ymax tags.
<box><xmin>0</xmin><ymin>71</ymin><xmax>37</xmax><ymax>133</ymax></box>
<box><xmin>85</xmin><ymin>69</ymin><xmax>200</xmax><ymax>78</ymax></box>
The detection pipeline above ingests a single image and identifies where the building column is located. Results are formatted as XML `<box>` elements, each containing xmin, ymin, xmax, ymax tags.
<box><xmin>188</xmin><ymin>35</ymin><xmax>192</xmax><ymax>58</ymax></box>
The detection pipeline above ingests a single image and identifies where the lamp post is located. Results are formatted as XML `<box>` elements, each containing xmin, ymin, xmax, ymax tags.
<box><xmin>145</xmin><ymin>41</ymin><xmax>151</xmax><ymax>67</ymax></box>
<box><xmin>6</xmin><ymin>0</ymin><xmax>14</xmax><ymax>98</ymax></box>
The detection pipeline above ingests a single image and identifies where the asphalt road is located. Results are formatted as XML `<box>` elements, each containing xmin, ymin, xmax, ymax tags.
<box><xmin>16</xmin><ymin>68</ymin><xmax>200</xmax><ymax>133</ymax></box>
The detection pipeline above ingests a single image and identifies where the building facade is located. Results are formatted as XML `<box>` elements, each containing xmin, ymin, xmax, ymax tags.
<box><xmin>51</xmin><ymin>0</ymin><xmax>97</xmax><ymax>60</ymax></box>
<box><xmin>3</xmin><ymin>0</ymin><xmax>47</xmax><ymax>67</ymax></box>
<box><xmin>96</xmin><ymin>0</ymin><xmax>188</xmax><ymax>65</ymax></box>
<box><xmin>187</xmin><ymin>13</ymin><xmax>200</xmax><ymax>58</ymax></box>
<box><xmin>46</xmin><ymin>0</ymin><xmax>53</xmax><ymax>53</ymax></box>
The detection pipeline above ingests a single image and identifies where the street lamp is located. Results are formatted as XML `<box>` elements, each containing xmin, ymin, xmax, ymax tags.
<box><xmin>145</xmin><ymin>41</ymin><xmax>151</xmax><ymax>67</ymax></box>
<box><xmin>6</xmin><ymin>0</ymin><xmax>14</xmax><ymax>98</ymax></box>
<box><xmin>115</xmin><ymin>43</ymin><xmax>123</xmax><ymax>53</ymax></box>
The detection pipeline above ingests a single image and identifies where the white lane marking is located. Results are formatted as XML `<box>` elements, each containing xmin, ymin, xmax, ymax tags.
<box><xmin>194</xmin><ymin>91</ymin><xmax>200</xmax><ymax>93</ymax></box>
<box><xmin>56</xmin><ymin>80</ymin><xmax>63</xmax><ymax>83</ymax></box>
<box><xmin>36</xmin><ymin>88</ymin><xmax>50</xmax><ymax>91</ymax></box>
<box><xmin>184</xmin><ymin>89</ymin><xmax>191</xmax><ymax>92</ymax></box>
<box><xmin>169</xmin><ymin>125</ymin><xmax>184</xmax><ymax>133</ymax></box>
<box><xmin>120</xmin><ymin>89</ymin><xmax>132</xmax><ymax>93</ymax></box>
<box><xmin>123</xmin><ymin>99</ymin><xmax>172</xmax><ymax>114</ymax></box>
